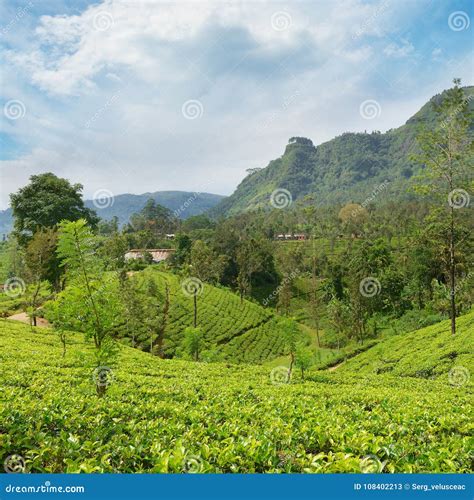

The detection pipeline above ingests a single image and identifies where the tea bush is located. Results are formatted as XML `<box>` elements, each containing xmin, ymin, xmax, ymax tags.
<box><xmin>0</xmin><ymin>318</ymin><xmax>472</xmax><ymax>473</ymax></box>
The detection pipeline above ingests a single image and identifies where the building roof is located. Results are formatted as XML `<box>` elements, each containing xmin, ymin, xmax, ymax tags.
<box><xmin>124</xmin><ymin>249</ymin><xmax>175</xmax><ymax>262</ymax></box>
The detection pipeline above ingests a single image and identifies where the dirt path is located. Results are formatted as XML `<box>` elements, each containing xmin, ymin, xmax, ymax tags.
<box><xmin>7</xmin><ymin>312</ymin><xmax>51</xmax><ymax>328</ymax></box>
<box><xmin>328</xmin><ymin>361</ymin><xmax>345</xmax><ymax>371</ymax></box>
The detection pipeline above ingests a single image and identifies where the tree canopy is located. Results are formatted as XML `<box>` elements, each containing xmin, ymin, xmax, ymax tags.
<box><xmin>10</xmin><ymin>173</ymin><xmax>98</xmax><ymax>243</ymax></box>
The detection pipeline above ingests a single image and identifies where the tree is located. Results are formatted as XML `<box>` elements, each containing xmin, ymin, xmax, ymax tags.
<box><xmin>411</xmin><ymin>79</ymin><xmax>473</xmax><ymax>335</ymax></box>
<box><xmin>275</xmin><ymin>245</ymin><xmax>302</xmax><ymax>315</ymax></box>
<box><xmin>295</xmin><ymin>344</ymin><xmax>313</xmax><ymax>380</ymax></box>
<box><xmin>181</xmin><ymin>215</ymin><xmax>214</xmax><ymax>232</ymax></box>
<box><xmin>143</xmin><ymin>277</ymin><xmax>170</xmax><ymax>357</ymax></box>
<box><xmin>145</xmin><ymin>278</ymin><xmax>160</xmax><ymax>354</ymax></box>
<box><xmin>101</xmin><ymin>232</ymin><xmax>128</xmax><ymax>270</ymax></box>
<box><xmin>189</xmin><ymin>240</ymin><xmax>227</xmax><ymax>284</ymax></box>
<box><xmin>118</xmin><ymin>272</ymin><xmax>146</xmax><ymax>349</ymax></box>
<box><xmin>182</xmin><ymin>326</ymin><xmax>203</xmax><ymax>361</ymax></box>
<box><xmin>129</xmin><ymin>199</ymin><xmax>176</xmax><ymax>236</ymax></box>
<box><xmin>236</xmin><ymin>237</ymin><xmax>268</xmax><ymax>303</ymax></box>
<box><xmin>24</xmin><ymin>229</ymin><xmax>57</xmax><ymax>325</ymax></box>
<box><xmin>338</xmin><ymin>203</ymin><xmax>368</xmax><ymax>237</ymax></box>
<box><xmin>171</xmin><ymin>234</ymin><xmax>192</xmax><ymax>268</ymax></box>
<box><xmin>281</xmin><ymin>318</ymin><xmax>300</xmax><ymax>382</ymax></box>
<box><xmin>327</xmin><ymin>298</ymin><xmax>351</xmax><ymax>349</ymax></box>
<box><xmin>51</xmin><ymin>219</ymin><xmax>121</xmax><ymax>396</ymax></box>
<box><xmin>307</xmin><ymin>236</ymin><xmax>323</xmax><ymax>347</ymax></box>
<box><xmin>10</xmin><ymin>173</ymin><xmax>98</xmax><ymax>244</ymax></box>
<box><xmin>98</xmin><ymin>216</ymin><xmax>119</xmax><ymax>236</ymax></box>
<box><xmin>45</xmin><ymin>296</ymin><xmax>69</xmax><ymax>357</ymax></box>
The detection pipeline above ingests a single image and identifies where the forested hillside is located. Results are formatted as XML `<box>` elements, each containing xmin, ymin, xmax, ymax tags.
<box><xmin>211</xmin><ymin>86</ymin><xmax>474</xmax><ymax>217</ymax></box>
<box><xmin>0</xmin><ymin>190</ymin><xmax>225</xmax><ymax>235</ymax></box>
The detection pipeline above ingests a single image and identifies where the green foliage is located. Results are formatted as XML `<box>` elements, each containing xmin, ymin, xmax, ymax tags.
<box><xmin>46</xmin><ymin>219</ymin><xmax>122</xmax><ymax>395</ymax></box>
<box><xmin>0</xmin><ymin>319</ymin><xmax>471</xmax><ymax>472</ymax></box>
<box><xmin>180</xmin><ymin>326</ymin><xmax>203</xmax><ymax>361</ymax></box>
<box><xmin>210</xmin><ymin>86</ymin><xmax>474</xmax><ymax>218</ymax></box>
<box><xmin>338</xmin><ymin>310</ymin><xmax>474</xmax><ymax>378</ymax></box>
<box><xmin>117</xmin><ymin>268</ymin><xmax>303</xmax><ymax>363</ymax></box>
<box><xmin>189</xmin><ymin>240</ymin><xmax>227</xmax><ymax>284</ymax></box>
<box><xmin>25</xmin><ymin>228</ymin><xmax>61</xmax><ymax>290</ymax></box>
<box><xmin>129</xmin><ymin>199</ymin><xmax>176</xmax><ymax>234</ymax></box>
<box><xmin>10</xmin><ymin>173</ymin><xmax>98</xmax><ymax>244</ymax></box>
<box><xmin>295</xmin><ymin>343</ymin><xmax>313</xmax><ymax>379</ymax></box>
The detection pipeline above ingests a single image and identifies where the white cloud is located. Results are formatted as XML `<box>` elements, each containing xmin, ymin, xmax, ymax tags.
<box><xmin>0</xmin><ymin>0</ymin><xmax>472</xmax><ymax>208</ymax></box>
<box><xmin>383</xmin><ymin>38</ymin><xmax>415</xmax><ymax>58</ymax></box>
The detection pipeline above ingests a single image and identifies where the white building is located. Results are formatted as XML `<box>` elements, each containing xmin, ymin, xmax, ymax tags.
<box><xmin>124</xmin><ymin>249</ymin><xmax>175</xmax><ymax>263</ymax></box>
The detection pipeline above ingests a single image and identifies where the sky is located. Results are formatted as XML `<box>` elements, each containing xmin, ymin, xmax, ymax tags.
<box><xmin>0</xmin><ymin>0</ymin><xmax>473</xmax><ymax>209</ymax></box>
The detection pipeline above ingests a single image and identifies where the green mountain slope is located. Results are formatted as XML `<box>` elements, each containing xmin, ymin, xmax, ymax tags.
<box><xmin>211</xmin><ymin>86</ymin><xmax>474</xmax><ymax>217</ymax></box>
<box><xmin>121</xmin><ymin>268</ymin><xmax>304</xmax><ymax>364</ymax></box>
<box><xmin>337</xmin><ymin>310</ymin><xmax>474</xmax><ymax>380</ymax></box>
<box><xmin>1</xmin><ymin>320</ymin><xmax>471</xmax><ymax>472</ymax></box>
<box><xmin>0</xmin><ymin>191</ymin><xmax>225</xmax><ymax>235</ymax></box>
<box><xmin>84</xmin><ymin>190</ymin><xmax>225</xmax><ymax>224</ymax></box>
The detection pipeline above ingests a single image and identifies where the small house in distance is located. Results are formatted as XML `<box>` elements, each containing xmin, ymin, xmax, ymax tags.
<box><xmin>124</xmin><ymin>249</ymin><xmax>175</xmax><ymax>263</ymax></box>
<box><xmin>275</xmin><ymin>233</ymin><xmax>306</xmax><ymax>241</ymax></box>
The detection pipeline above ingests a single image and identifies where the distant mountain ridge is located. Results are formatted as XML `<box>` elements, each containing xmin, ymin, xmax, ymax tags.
<box><xmin>210</xmin><ymin>85</ymin><xmax>474</xmax><ymax>217</ymax></box>
<box><xmin>0</xmin><ymin>190</ymin><xmax>225</xmax><ymax>235</ymax></box>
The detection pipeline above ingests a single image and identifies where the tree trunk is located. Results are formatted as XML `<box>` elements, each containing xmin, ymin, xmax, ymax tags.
<box><xmin>287</xmin><ymin>352</ymin><xmax>294</xmax><ymax>383</ymax></box>
<box><xmin>193</xmin><ymin>294</ymin><xmax>197</xmax><ymax>327</ymax></box>
<box><xmin>156</xmin><ymin>284</ymin><xmax>170</xmax><ymax>358</ymax></box>
<box><xmin>96</xmin><ymin>384</ymin><xmax>106</xmax><ymax>397</ymax></box>
<box><xmin>449</xmin><ymin>207</ymin><xmax>456</xmax><ymax>336</ymax></box>
<box><xmin>315</xmin><ymin>323</ymin><xmax>321</xmax><ymax>348</ymax></box>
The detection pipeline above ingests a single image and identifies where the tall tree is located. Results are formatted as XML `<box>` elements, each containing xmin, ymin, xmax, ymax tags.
<box><xmin>129</xmin><ymin>199</ymin><xmax>176</xmax><ymax>236</ymax></box>
<box><xmin>190</xmin><ymin>240</ymin><xmax>227</xmax><ymax>284</ymax></box>
<box><xmin>412</xmin><ymin>79</ymin><xmax>473</xmax><ymax>335</ymax></box>
<box><xmin>24</xmin><ymin>229</ymin><xmax>57</xmax><ymax>325</ymax></box>
<box><xmin>10</xmin><ymin>173</ymin><xmax>98</xmax><ymax>244</ymax></box>
<box><xmin>236</xmin><ymin>237</ymin><xmax>269</xmax><ymax>303</ymax></box>
<box><xmin>51</xmin><ymin>219</ymin><xmax>121</xmax><ymax>396</ymax></box>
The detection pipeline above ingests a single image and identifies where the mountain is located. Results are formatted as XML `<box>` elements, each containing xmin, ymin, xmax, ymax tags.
<box><xmin>210</xmin><ymin>86</ymin><xmax>474</xmax><ymax>217</ymax></box>
<box><xmin>0</xmin><ymin>190</ymin><xmax>225</xmax><ymax>235</ymax></box>
<box><xmin>83</xmin><ymin>191</ymin><xmax>225</xmax><ymax>226</ymax></box>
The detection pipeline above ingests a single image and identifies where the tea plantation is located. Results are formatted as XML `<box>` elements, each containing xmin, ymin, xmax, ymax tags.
<box><xmin>0</xmin><ymin>314</ymin><xmax>472</xmax><ymax>473</ymax></box>
<box><xmin>338</xmin><ymin>311</ymin><xmax>474</xmax><ymax>379</ymax></box>
<box><xmin>125</xmin><ymin>269</ymin><xmax>304</xmax><ymax>363</ymax></box>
